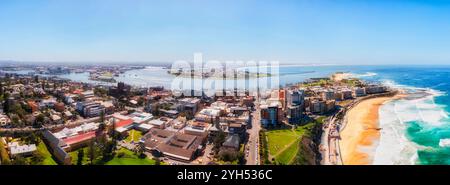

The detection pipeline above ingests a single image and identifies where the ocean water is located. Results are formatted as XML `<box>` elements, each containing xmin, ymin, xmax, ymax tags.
<box><xmin>366</xmin><ymin>66</ymin><xmax>450</xmax><ymax>165</ymax></box>
<box><xmin>4</xmin><ymin>64</ymin><xmax>450</xmax><ymax>164</ymax></box>
<box><xmin>276</xmin><ymin>65</ymin><xmax>450</xmax><ymax>164</ymax></box>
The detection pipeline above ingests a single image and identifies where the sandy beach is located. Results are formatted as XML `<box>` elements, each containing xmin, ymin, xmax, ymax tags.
<box><xmin>339</xmin><ymin>95</ymin><xmax>403</xmax><ymax>165</ymax></box>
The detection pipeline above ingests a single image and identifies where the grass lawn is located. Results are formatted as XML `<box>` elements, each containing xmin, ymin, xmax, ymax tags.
<box><xmin>36</xmin><ymin>141</ymin><xmax>58</xmax><ymax>165</ymax></box>
<box><xmin>265</xmin><ymin>120</ymin><xmax>322</xmax><ymax>165</ymax></box>
<box><xmin>105</xmin><ymin>148</ymin><xmax>156</xmax><ymax>165</ymax></box>
<box><xmin>274</xmin><ymin>139</ymin><xmax>300</xmax><ymax>164</ymax></box>
<box><xmin>24</xmin><ymin>140</ymin><xmax>57</xmax><ymax>165</ymax></box>
<box><xmin>125</xmin><ymin>129</ymin><xmax>143</xmax><ymax>143</ymax></box>
<box><xmin>265</xmin><ymin>129</ymin><xmax>299</xmax><ymax>156</ymax></box>
<box><xmin>69</xmin><ymin>147</ymin><xmax>90</xmax><ymax>165</ymax></box>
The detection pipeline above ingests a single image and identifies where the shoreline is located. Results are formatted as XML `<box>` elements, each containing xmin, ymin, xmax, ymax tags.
<box><xmin>339</xmin><ymin>92</ymin><xmax>404</xmax><ymax>165</ymax></box>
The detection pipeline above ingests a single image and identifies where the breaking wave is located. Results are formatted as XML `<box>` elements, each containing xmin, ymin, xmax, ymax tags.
<box><xmin>373</xmin><ymin>80</ymin><xmax>448</xmax><ymax>164</ymax></box>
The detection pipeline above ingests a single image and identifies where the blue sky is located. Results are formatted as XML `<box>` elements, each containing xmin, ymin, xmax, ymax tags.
<box><xmin>1</xmin><ymin>0</ymin><xmax>450</xmax><ymax>64</ymax></box>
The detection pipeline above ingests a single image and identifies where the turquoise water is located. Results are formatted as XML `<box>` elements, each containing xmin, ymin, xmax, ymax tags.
<box><xmin>363</xmin><ymin>66</ymin><xmax>450</xmax><ymax>164</ymax></box>
<box><xmin>406</xmin><ymin>120</ymin><xmax>450</xmax><ymax>164</ymax></box>
<box><xmin>274</xmin><ymin>65</ymin><xmax>450</xmax><ymax>164</ymax></box>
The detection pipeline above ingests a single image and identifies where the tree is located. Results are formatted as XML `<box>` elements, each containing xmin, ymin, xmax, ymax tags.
<box><xmin>109</xmin><ymin>118</ymin><xmax>120</xmax><ymax>140</ymax></box>
<box><xmin>24</xmin><ymin>132</ymin><xmax>40</xmax><ymax>144</ymax></box>
<box><xmin>0</xmin><ymin>82</ymin><xmax>3</xmax><ymax>96</ymax></box>
<box><xmin>31</xmin><ymin>151</ymin><xmax>45</xmax><ymax>165</ymax></box>
<box><xmin>3</xmin><ymin>93</ymin><xmax>10</xmax><ymax>113</ymax></box>
<box><xmin>135</xmin><ymin>144</ymin><xmax>145</xmax><ymax>159</ymax></box>
<box><xmin>11</xmin><ymin>156</ymin><xmax>28</xmax><ymax>165</ymax></box>
<box><xmin>151</xmin><ymin>103</ymin><xmax>161</xmax><ymax>116</ymax></box>
<box><xmin>212</xmin><ymin>130</ymin><xmax>226</xmax><ymax>153</ymax></box>
<box><xmin>102</xmin><ymin>140</ymin><xmax>115</xmax><ymax>161</ymax></box>
<box><xmin>0</xmin><ymin>140</ymin><xmax>11</xmax><ymax>165</ymax></box>
<box><xmin>12</xmin><ymin>104</ymin><xmax>25</xmax><ymax>117</ymax></box>
<box><xmin>155</xmin><ymin>157</ymin><xmax>161</xmax><ymax>165</ymax></box>
<box><xmin>1</xmin><ymin>158</ymin><xmax>12</xmax><ymax>165</ymax></box>
<box><xmin>94</xmin><ymin>87</ymin><xmax>108</xmax><ymax>97</ymax></box>
<box><xmin>98</xmin><ymin>123</ymin><xmax>106</xmax><ymax>133</ymax></box>
<box><xmin>87</xmin><ymin>140</ymin><xmax>97</xmax><ymax>165</ymax></box>
<box><xmin>99</xmin><ymin>111</ymin><xmax>105</xmax><ymax>124</ymax></box>
<box><xmin>11</xmin><ymin>115</ymin><xmax>22</xmax><ymax>128</ymax></box>
<box><xmin>77</xmin><ymin>149</ymin><xmax>84</xmax><ymax>165</ymax></box>
<box><xmin>34</xmin><ymin>114</ymin><xmax>45</xmax><ymax>128</ymax></box>
<box><xmin>178</xmin><ymin>111</ymin><xmax>187</xmax><ymax>118</ymax></box>
<box><xmin>137</xmin><ymin>97</ymin><xmax>145</xmax><ymax>106</ymax></box>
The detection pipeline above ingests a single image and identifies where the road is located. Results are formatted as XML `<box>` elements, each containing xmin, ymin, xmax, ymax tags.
<box><xmin>246</xmin><ymin>102</ymin><xmax>261</xmax><ymax>165</ymax></box>
<box><xmin>321</xmin><ymin>111</ymin><xmax>344</xmax><ymax>165</ymax></box>
<box><xmin>199</xmin><ymin>143</ymin><xmax>214</xmax><ymax>165</ymax></box>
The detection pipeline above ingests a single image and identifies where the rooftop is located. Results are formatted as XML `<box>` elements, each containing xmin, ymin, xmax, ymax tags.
<box><xmin>143</xmin><ymin>128</ymin><xmax>206</xmax><ymax>161</ymax></box>
<box><xmin>62</xmin><ymin>131</ymin><xmax>96</xmax><ymax>146</ymax></box>
<box><xmin>53</xmin><ymin>122</ymin><xmax>99</xmax><ymax>139</ymax></box>
<box><xmin>8</xmin><ymin>142</ymin><xmax>37</xmax><ymax>155</ymax></box>
<box><xmin>149</xmin><ymin>119</ymin><xmax>165</xmax><ymax>126</ymax></box>
<box><xmin>130</xmin><ymin>112</ymin><xmax>153</xmax><ymax>124</ymax></box>
<box><xmin>115</xmin><ymin>119</ymin><xmax>134</xmax><ymax>128</ymax></box>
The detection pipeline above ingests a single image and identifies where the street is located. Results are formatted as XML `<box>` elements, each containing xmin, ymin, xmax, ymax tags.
<box><xmin>246</xmin><ymin>102</ymin><xmax>261</xmax><ymax>165</ymax></box>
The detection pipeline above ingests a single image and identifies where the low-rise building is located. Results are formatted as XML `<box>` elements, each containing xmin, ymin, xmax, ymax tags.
<box><xmin>80</xmin><ymin>90</ymin><xmax>95</xmax><ymax>99</ymax></box>
<box><xmin>64</xmin><ymin>111</ymin><xmax>75</xmax><ymax>120</ymax></box>
<box><xmin>114</xmin><ymin>119</ymin><xmax>134</xmax><ymax>135</ymax></box>
<box><xmin>195</xmin><ymin>108</ymin><xmax>221</xmax><ymax>123</ymax></box>
<box><xmin>76</xmin><ymin>101</ymin><xmax>105</xmax><ymax>118</ymax></box>
<box><xmin>99</xmin><ymin>101</ymin><xmax>115</xmax><ymax>114</ymax></box>
<box><xmin>54</xmin><ymin>102</ymin><xmax>65</xmax><ymax>112</ymax></box>
<box><xmin>184</xmin><ymin>121</ymin><xmax>210</xmax><ymax>136</ymax></box>
<box><xmin>51</xmin><ymin>114</ymin><xmax>63</xmax><ymax>124</ymax></box>
<box><xmin>27</xmin><ymin>101</ymin><xmax>39</xmax><ymax>113</ymax></box>
<box><xmin>130</xmin><ymin>111</ymin><xmax>153</xmax><ymax>124</ymax></box>
<box><xmin>0</xmin><ymin>114</ymin><xmax>11</xmax><ymax>127</ymax></box>
<box><xmin>42</xmin><ymin>130</ymin><xmax>72</xmax><ymax>165</ymax></box>
<box><xmin>221</xmin><ymin>134</ymin><xmax>240</xmax><ymax>151</ymax></box>
<box><xmin>178</xmin><ymin>98</ymin><xmax>202</xmax><ymax>116</ymax></box>
<box><xmin>159</xmin><ymin>109</ymin><xmax>179</xmax><ymax>118</ymax></box>
<box><xmin>171</xmin><ymin>118</ymin><xmax>186</xmax><ymax>130</ymax></box>
<box><xmin>136</xmin><ymin>123</ymin><xmax>153</xmax><ymax>132</ymax></box>
<box><xmin>8</xmin><ymin>142</ymin><xmax>37</xmax><ymax>157</ymax></box>
<box><xmin>149</xmin><ymin>118</ymin><xmax>167</xmax><ymax>129</ymax></box>
<box><xmin>41</xmin><ymin>98</ymin><xmax>57</xmax><ymax>109</ymax></box>
<box><xmin>52</xmin><ymin>122</ymin><xmax>99</xmax><ymax>151</ymax></box>
<box><xmin>141</xmin><ymin>128</ymin><xmax>206</xmax><ymax>162</ymax></box>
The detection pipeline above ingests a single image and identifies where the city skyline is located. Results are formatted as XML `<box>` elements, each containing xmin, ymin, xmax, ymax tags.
<box><xmin>2</xmin><ymin>0</ymin><xmax>450</xmax><ymax>64</ymax></box>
